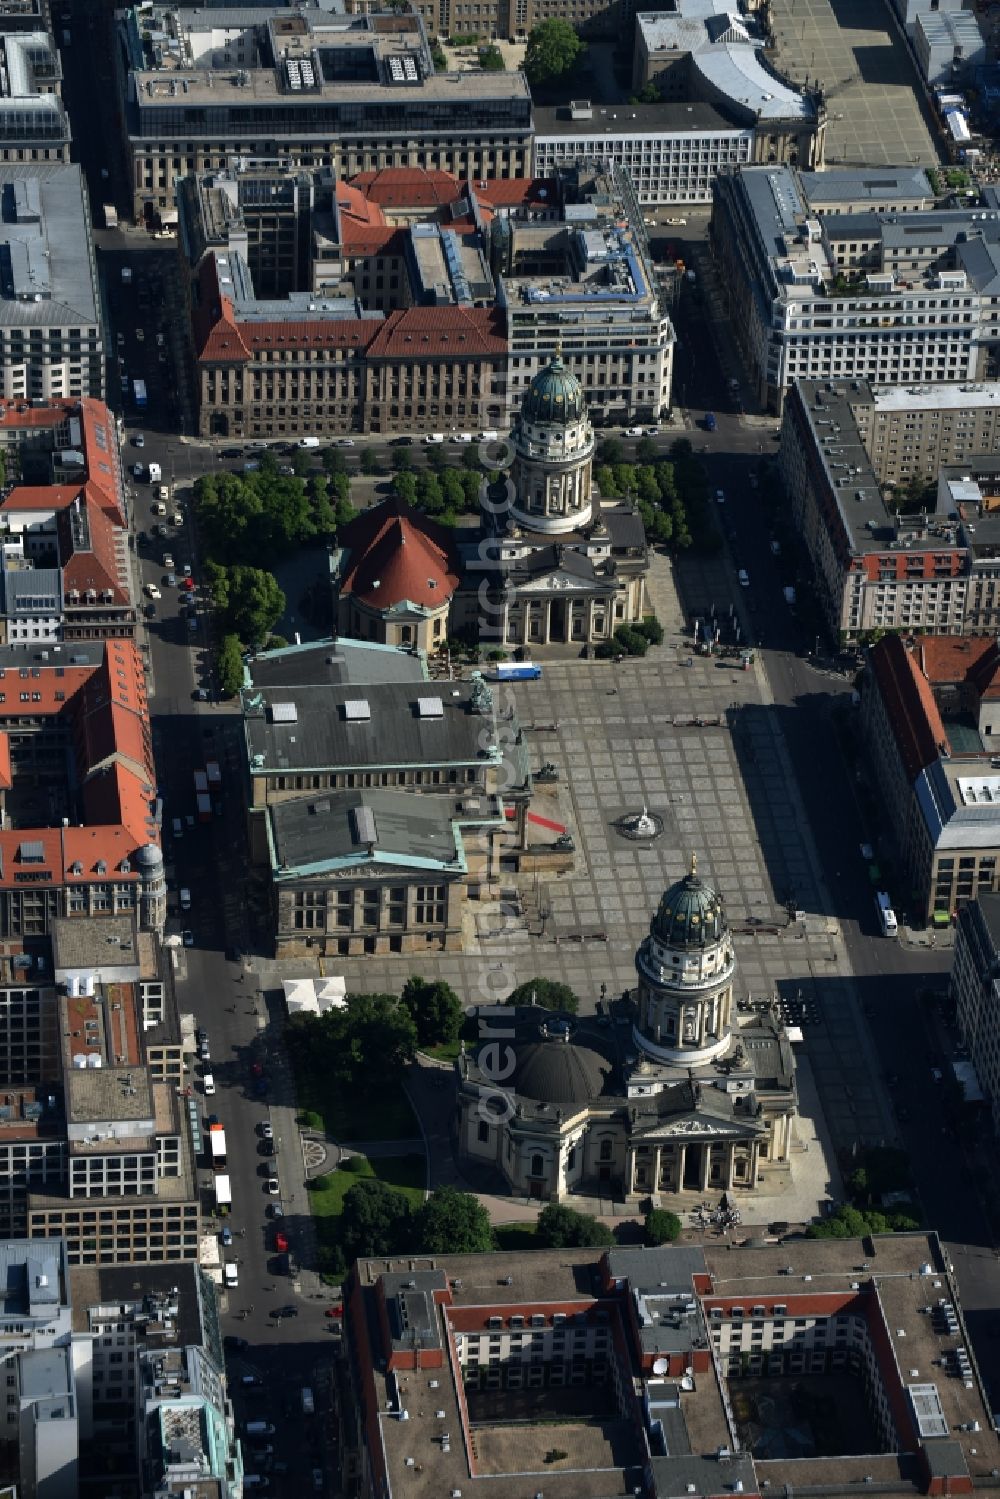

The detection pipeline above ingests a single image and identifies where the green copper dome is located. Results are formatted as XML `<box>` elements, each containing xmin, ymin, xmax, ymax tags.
<box><xmin>521</xmin><ymin>353</ymin><xmax>585</xmax><ymax>426</ymax></box>
<box><xmin>649</xmin><ymin>856</ymin><xmax>727</xmax><ymax>950</ymax></box>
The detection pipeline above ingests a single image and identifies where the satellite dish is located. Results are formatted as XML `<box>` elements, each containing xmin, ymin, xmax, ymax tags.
<box><xmin>680</xmin><ymin>1375</ymin><xmax>694</xmax><ymax>1391</ymax></box>
<box><xmin>652</xmin><ymin>1357</ymin><xmax>669</xmax><ymax>1376</ymax></box>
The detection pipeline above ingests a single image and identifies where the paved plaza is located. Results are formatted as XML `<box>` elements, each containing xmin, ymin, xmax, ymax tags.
<box><xmin>256</xmin><ymin>550</ymin><xmax>899</xmax><ymax>1225</ymax></box>
<box><xmin>768</xmin><ymin>0</ymin><xmax>938</xmax><ymax>169</ymax></box>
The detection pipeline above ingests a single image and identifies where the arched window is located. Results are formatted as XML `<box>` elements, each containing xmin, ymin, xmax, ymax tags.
<box><xmin>530</xmin><ymin>1153</ymin><xmax>544</xmax><ymax>1176</ymax></box>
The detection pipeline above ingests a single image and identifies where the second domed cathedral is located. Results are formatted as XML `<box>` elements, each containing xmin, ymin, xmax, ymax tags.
<box><xmin>458</xmin><ymin>858</ymin><xmax>798</xmax><ymax>1203</ymax></box>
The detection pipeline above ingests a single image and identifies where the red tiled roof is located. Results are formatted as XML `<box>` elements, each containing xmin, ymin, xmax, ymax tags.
<box><xmin>338</xmin><ymin>496</ymin><xmax>461</xmax><ymax>609</ymax></box>
<box><xmin>1</xmin><ymin>485</ymin><xmax>82</xmax><ymax>512</ymax></box>
<box><xmin>870</xmin><ymin>635</ymin><xmax>949</xmax><ymax>782</ymax></box>
<box><xmin>241</xmin><ymin>321</ymin><xmax>377</xmax><ymax>354</ymax></box>
<box><xmin>349</xmin><ymin>167</ymin><xmax>462</xmax><ymax>210</ymax></box>
<box><xmin>335</xmin><ymin>181</ymin><xmax>387</xmax><ymax>230</ymax></box>
<box><xmin>194</xmin><ymin>255</ymin><xmax>251</xmax><ymax>363</ymax></box>
<box><xmin>478</xmin><ymin>177</ymin><xmax>557</xmax><ymax>208</ymax></box>
<box><xmin>366</xmin><ymin>305</ymin><xmax>506</xmax><ymax>360</ymax></box>
<box><xmin>917</xmin><ymin>636</ymin><xmax>1000</xmax><ymax>694</ymax></box>
<box><xmin>59</xmin><ymin>499</ymin><xmax>130</xmax><ymax>605</ymax></box>
<box><xmin>0</xmin><ymin>640</ymin><xmax>157</xmax><ymax>889</ymax></box>
<box><xmin>340</xmin><ymin>224</ymin><xmax>407</xmax><ymax>259</ymax></box>
<box><xmin>0</xmin><ymin>732</ymin><xmax>11</xmax><ymax>791</ymax></box>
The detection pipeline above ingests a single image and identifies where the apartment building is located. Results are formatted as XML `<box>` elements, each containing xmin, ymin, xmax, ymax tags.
<box><xmin>347</xmin><ymin>0</ymin><xmax>642</xmax><ymax>42</ymax></box>
<box><xmin>534</xmin><ymin>101</ymin><xmax>755</xmax><ymax>206</ymax></box>
<box><xmin>861</xmin><ymin>633</ymin><xmax>1000</xmax><ymax>921</ymax></box>
<box><xmin>241</xmin><ymin>638</ymin><xmax>528</xmax><ymax>956</ymax></box>
<box><xmin>951</xmin><ymin>894</ymin><xmax>1000</xmax><ymax>1140</ymax></box>
<box><xmin>191</xmin><ymin>250</ymin><xmax>507</xmax><ymax>439</ymax></box>
<box><xmin>0</xmin><ymin>21</ymin><xmax>71</xmax><ymax>165</ymax></box>
<box><xmin>500</xmin><ymin>163</ymin><xmax>673</xmax><ymax>425</ymax></box>
<box><xmin>344</xmin><ymin>1236</ymin><xmax>998</xmax><ymax>1499</ymax></box>
<box><xmin>851</xmin><ymin>381</ymin><xmax>1000</xmax><ymax>484</ymax></box>
<box><xmin>0</xmin><ymin>398</ymin><xmax>136</xmax><ymax>642</ymax></box>
<box><xmin>0</xmin><ymin>165</ymin><xmax>103</xmax><ymax>403</ymax></box>
<box><xmin>185</xmin><ymin>160</ymin><xmax>673</xmax><ymax>433</ymax></box>
<box><xmin>67</xmin><ymin>1262</ymin><xmax>236</xmax><ymax>1491</ymax></box>
<box><xmin>0</xmin><ymin>639</ymin><xmax>164</xmax><ymax>943</ymax></box>
<box><xmin>780</xmin><ymin>379</ymin><xmax>971</xmax><ymax>638</ymax></box>
<box><xmin>711</xmin><ymin>166</ymin><xmax>998</xmax><ymax>413</ymax></box>
<box><xmin>114</xmin><ymin>4</ymin><xmax>533</xmax><ymax>222</ymax></box>
<box><xmin>0</xmin><ymin>919</ymin><xmax>194</xmax><ymax>1269</ymax></box>
<box><xmin>0</xmin><ymin>1237</ymin><xmax>79</xmax><ymax>1496</ymax></box>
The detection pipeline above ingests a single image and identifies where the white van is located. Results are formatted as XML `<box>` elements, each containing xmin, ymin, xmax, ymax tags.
<box><xmin>203</xmin><ymin>1073</ymin><xmax>216</xmax><ymax>1096</ymax></box>
<box><xmin>479</xmin><ymin>429</ymin><xmax>499</xmax><ymax>442</ymax></box>
<box><xmin>297</xmin><ymin>437</ymin><xmax>320</xmax><ymax>449</ymax></box>
<box><xmin>424</xmin><ymin>432</ymin><xmax>444</xmax><ymax>444</ymax></box>
<box><xmin>224</xmin><ymin>1262</ymin><xmax>238</xmax><ymax>1288</ymax></box>
<box><xmin>180</xmin><ymin>887</ymin><xmax>191</xmax><ymax>910</ymax></box>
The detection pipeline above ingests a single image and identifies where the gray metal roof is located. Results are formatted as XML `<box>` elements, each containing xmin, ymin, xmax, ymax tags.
<box><xmin>799</xmin><ymin>166</ymin><xmax>932</xmax><ymax>203</ymax></box>
<box><xmin>0</xmin><ymin>1239</ymin><xmax>68</xmax><ymax>1318</ymax></box>
<box><xmin>0</xmin><ymin>164</ymin><xmax>97</xmax><ymax>328</ymax></box>
<box><xmin>245</xmin><ymin>679</ymin><xmax>498</xmax><ymax>776</ymax></box>
<box><xmin>245</xmin><ymin>636</ymin><xmax>425</xmax><ymax>692</ymax></box>
<box><xmin>269</xmin><ymin>786</ymin><xmax>465</xmax><ymax>875</ymax></box>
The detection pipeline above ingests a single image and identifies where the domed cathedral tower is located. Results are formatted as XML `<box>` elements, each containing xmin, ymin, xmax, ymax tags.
<box><xmin>509</xmin><ymin>351</ymin><xmax>595</xmax><ymax>534</ymax></box>
<box><xmin>482</xmin><ymin>349</ymin><xmax>649</xmax><ymax>650</ymax></box>
<box><xmin>634</xmin><ymin>855</ymin><xmax>736</xmax><ymax>1067</ymax></box>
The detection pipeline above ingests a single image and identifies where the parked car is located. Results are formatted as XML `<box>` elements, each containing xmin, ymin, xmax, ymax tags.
<box><xmin>738</xmin><ymin>569</ymin><xmax>750</xmax><ymax>588</ymax></box>
<box><xmin>266</xmin><ymin>1177</ymin><xmax>280</xmax><ymax>1195</ymax></box>
<box><xmin>275</xmin><ymin>1231</ymin><xmax>289</xmax><ymax>1252</ymax></box>
<box><xmin>221</xmin><ymin>1226</ymin><xmax>233</xmax><ymax>1246</ymax></box>
<box><xmin>259</xmin><ymin>1122</ymin><xmax>273</xmax><ymax>1140</ymax></box>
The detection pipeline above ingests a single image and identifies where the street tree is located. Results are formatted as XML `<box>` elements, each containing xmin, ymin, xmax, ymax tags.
<box><xmin>216</xmin><ymin>633</ymin><xmax>244</xmax><ymax>698</ymax></box>
<box><xmin>225</xmin><ymin>565</ymin><xmax>286</xmax><ymax>647</ymax></box>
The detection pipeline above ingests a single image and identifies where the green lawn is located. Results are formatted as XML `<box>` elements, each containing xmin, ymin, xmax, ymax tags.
<box><xmin>423</xmin><ymin>1039</ymin><xmax>462</xmax><ymax>1063</ymax></box>
<box><xmin>494</xmin><ymin>1221</ymin><xmax>539</xmax><ymax>1250</ymax></box>
<box><xmin>292</xmin><ymin>1072</ymin><xmax>418</xmax><ymax>1142</ymax></box>
<box><xmin>308</xmin><ymin>1154</ymin><xmax>428</xmax><ymax>1220</ymax></box>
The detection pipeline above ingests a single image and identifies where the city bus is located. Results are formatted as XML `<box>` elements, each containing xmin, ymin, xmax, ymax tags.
<box><xmin>875</xmin><ymin>890</ymin><xmax>898</xmax><ymax>938</ymax></box>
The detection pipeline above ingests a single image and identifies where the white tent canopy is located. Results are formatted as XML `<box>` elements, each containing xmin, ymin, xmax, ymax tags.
<box><xmin>282</xmin><ymin>977</ymin><xmax>348</xmax><ymax>1015</ymax></box>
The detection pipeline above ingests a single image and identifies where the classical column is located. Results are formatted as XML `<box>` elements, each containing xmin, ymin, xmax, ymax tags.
<box><xmin>725</xmin><ymin>1146</ymin><xmax>736</xmax><ymax>1191</ymax></box>
<box><xmin>626</xmin><ymin>1149</ymin><xmax>636</xmax><ymax>1195</ymax></box>
<box><xmin>544</xmin><ymin>601</ymin><xmax>552</xmax><ymax>644</ymax></box>
<box><xmin>654</xmin><ymin>1146</ymin><xmax>662</xmax><ymax>1190</ymax></box>
<box><xmin>676</xmin><ymin>1143</ymin><xmax>686</xmax><ymax>1192</ymax></box>
<box><xmin>701</xmin><ymin>1146</ymin><xmax>713</xmax><ymax>1193</ymax></box>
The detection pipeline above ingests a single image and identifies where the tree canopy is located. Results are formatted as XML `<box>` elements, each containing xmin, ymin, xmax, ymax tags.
<box><xmin>401</xmin><ymin>976</ymin><xmax>464</xmax><ymax>1048</ymax></box>
<box><xmin>216</xmin><ymin>633</ymin><xmax>244</xmax><ymax>698</ymax></box>
<box><xmin>285</xmin><ymin>991</ymin><xmax>417</xmax><ymax>1099</ymax></box>
<box><xmin>339</xmin><ymin>1179</ymin><xmax>414</xmax><ymax>1261</ymax></box>
<box><xmin>414</xmin><ymin>1187</ymin><xmax>494</xmax><ymax>1254</ymax></box>
<box><xmin>535</xmin><ymin>1203</ymin><xmax>613</xmax><ymax>1248</ymax></box>
<box><xmin>507</xmin><ymin>978</ymin><xmax>579</xmax><ymax>1014</ymax></box>
<box><xmin>524</xmin><ymin>18</ymin><xmax>583</xmax><ymax>86</ymax></box>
